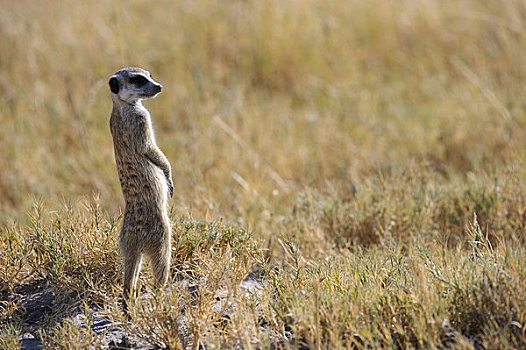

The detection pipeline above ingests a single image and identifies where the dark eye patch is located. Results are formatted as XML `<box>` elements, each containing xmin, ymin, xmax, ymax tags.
<box><xmin>130</xmin><ymin>75</ymin><xmax>147</xmax><ymax>87</ymax></box>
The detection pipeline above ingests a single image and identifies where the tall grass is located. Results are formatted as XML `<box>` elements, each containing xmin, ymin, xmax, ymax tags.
<box><xmin>1</xmin><ymin>0</ymin><xmax>526</xmax><ymax>348</ymax></box>
<box><xmin>2</xmin><ymin>0</ymin><xmax>526</xmax><ymax>225</ymax></box>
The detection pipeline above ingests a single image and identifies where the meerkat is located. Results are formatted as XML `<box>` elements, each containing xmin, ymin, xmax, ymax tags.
<box><xmin>108</xmin><ymin>67</ymin><xmax>173</xmax><ymax>312</ymax></box>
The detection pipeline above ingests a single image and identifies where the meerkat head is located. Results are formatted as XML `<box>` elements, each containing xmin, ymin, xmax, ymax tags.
<box><xmin>109</xmin><ymin>67</ymin><xmax>162</xmax><ymax>103</ymax></box>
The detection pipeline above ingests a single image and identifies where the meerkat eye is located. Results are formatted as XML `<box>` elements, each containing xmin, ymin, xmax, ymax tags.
<box><xmin>130</xmin><ymin>75</ymin><xmax>147</xmax><ymax>87</ymax></box>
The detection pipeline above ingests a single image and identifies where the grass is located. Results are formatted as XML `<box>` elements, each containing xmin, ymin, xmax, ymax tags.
<box><xmin>1</xmin><ymin>0</ymin><xmax>526</xmax><ymax>348</ymax></box>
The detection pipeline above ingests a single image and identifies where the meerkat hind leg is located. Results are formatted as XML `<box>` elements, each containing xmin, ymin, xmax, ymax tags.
<box><xmin>149</xmin><ymin>239</ymin><xmax>171</xmax><ymax>288</ymax></box>
<box><xmin>122</xmin><ymin>250</ymin><xmax>143</xmax><ymax>312</ymax></box>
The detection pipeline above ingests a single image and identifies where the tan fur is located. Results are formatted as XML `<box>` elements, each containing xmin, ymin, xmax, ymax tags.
<box><xmin>108</xmin><ymin>67</ymin><xmax>173</xmax><ymax>312</ymax></box>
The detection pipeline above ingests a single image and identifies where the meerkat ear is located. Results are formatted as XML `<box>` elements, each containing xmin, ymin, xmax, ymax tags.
<box><xmin>109</xmin><ymin>77</ymin><xmax>120</xmax><ymax>94</ymax></box>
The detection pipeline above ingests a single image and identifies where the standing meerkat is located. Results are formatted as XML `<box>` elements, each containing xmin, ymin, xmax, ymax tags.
<box><xmin>108</xmin><ymin>67</ymin><xmax>173</xmax><ymax>312</ymax></box>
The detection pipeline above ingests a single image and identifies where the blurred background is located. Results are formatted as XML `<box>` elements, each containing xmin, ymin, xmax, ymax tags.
<box><xmin>1</xmin><ymin>0</ymin><xmax>526</xmax><ymax>232</ymax></box>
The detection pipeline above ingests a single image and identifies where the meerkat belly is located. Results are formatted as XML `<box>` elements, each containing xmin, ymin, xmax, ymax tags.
<box><xmin>122</xmin><ymin>199</ymin><xmax>167</xmax><ymax>236</ymax></box>
<box><xmin>116</xmin><ymin>154</ymin><xmax>167</xmax><ymax>205</ymax></box>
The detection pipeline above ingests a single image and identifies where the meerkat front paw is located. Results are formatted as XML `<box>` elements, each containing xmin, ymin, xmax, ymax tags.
<box><xmin>167</xmin><ymin>178</ymin><xmax>174</xmax><ymax>197</ymax></box>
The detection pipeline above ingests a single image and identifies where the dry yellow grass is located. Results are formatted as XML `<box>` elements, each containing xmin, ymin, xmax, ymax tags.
<box><xmin>1</xmin><ymin>0</ymin><xmax>526</xmax><ymax>348</ymax></box>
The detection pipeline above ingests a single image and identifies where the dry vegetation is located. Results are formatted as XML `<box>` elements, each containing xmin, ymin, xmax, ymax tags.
<box><xmin>1</xmin><ymin>0</ymin><xmax>526</xmax><ymax>348</ymax></box>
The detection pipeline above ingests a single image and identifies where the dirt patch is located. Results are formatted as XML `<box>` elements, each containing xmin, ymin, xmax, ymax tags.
<box><xmin>2</xmin><ymin>277</ymin><xmax>267</xmax><ymax>349</ymax></box>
